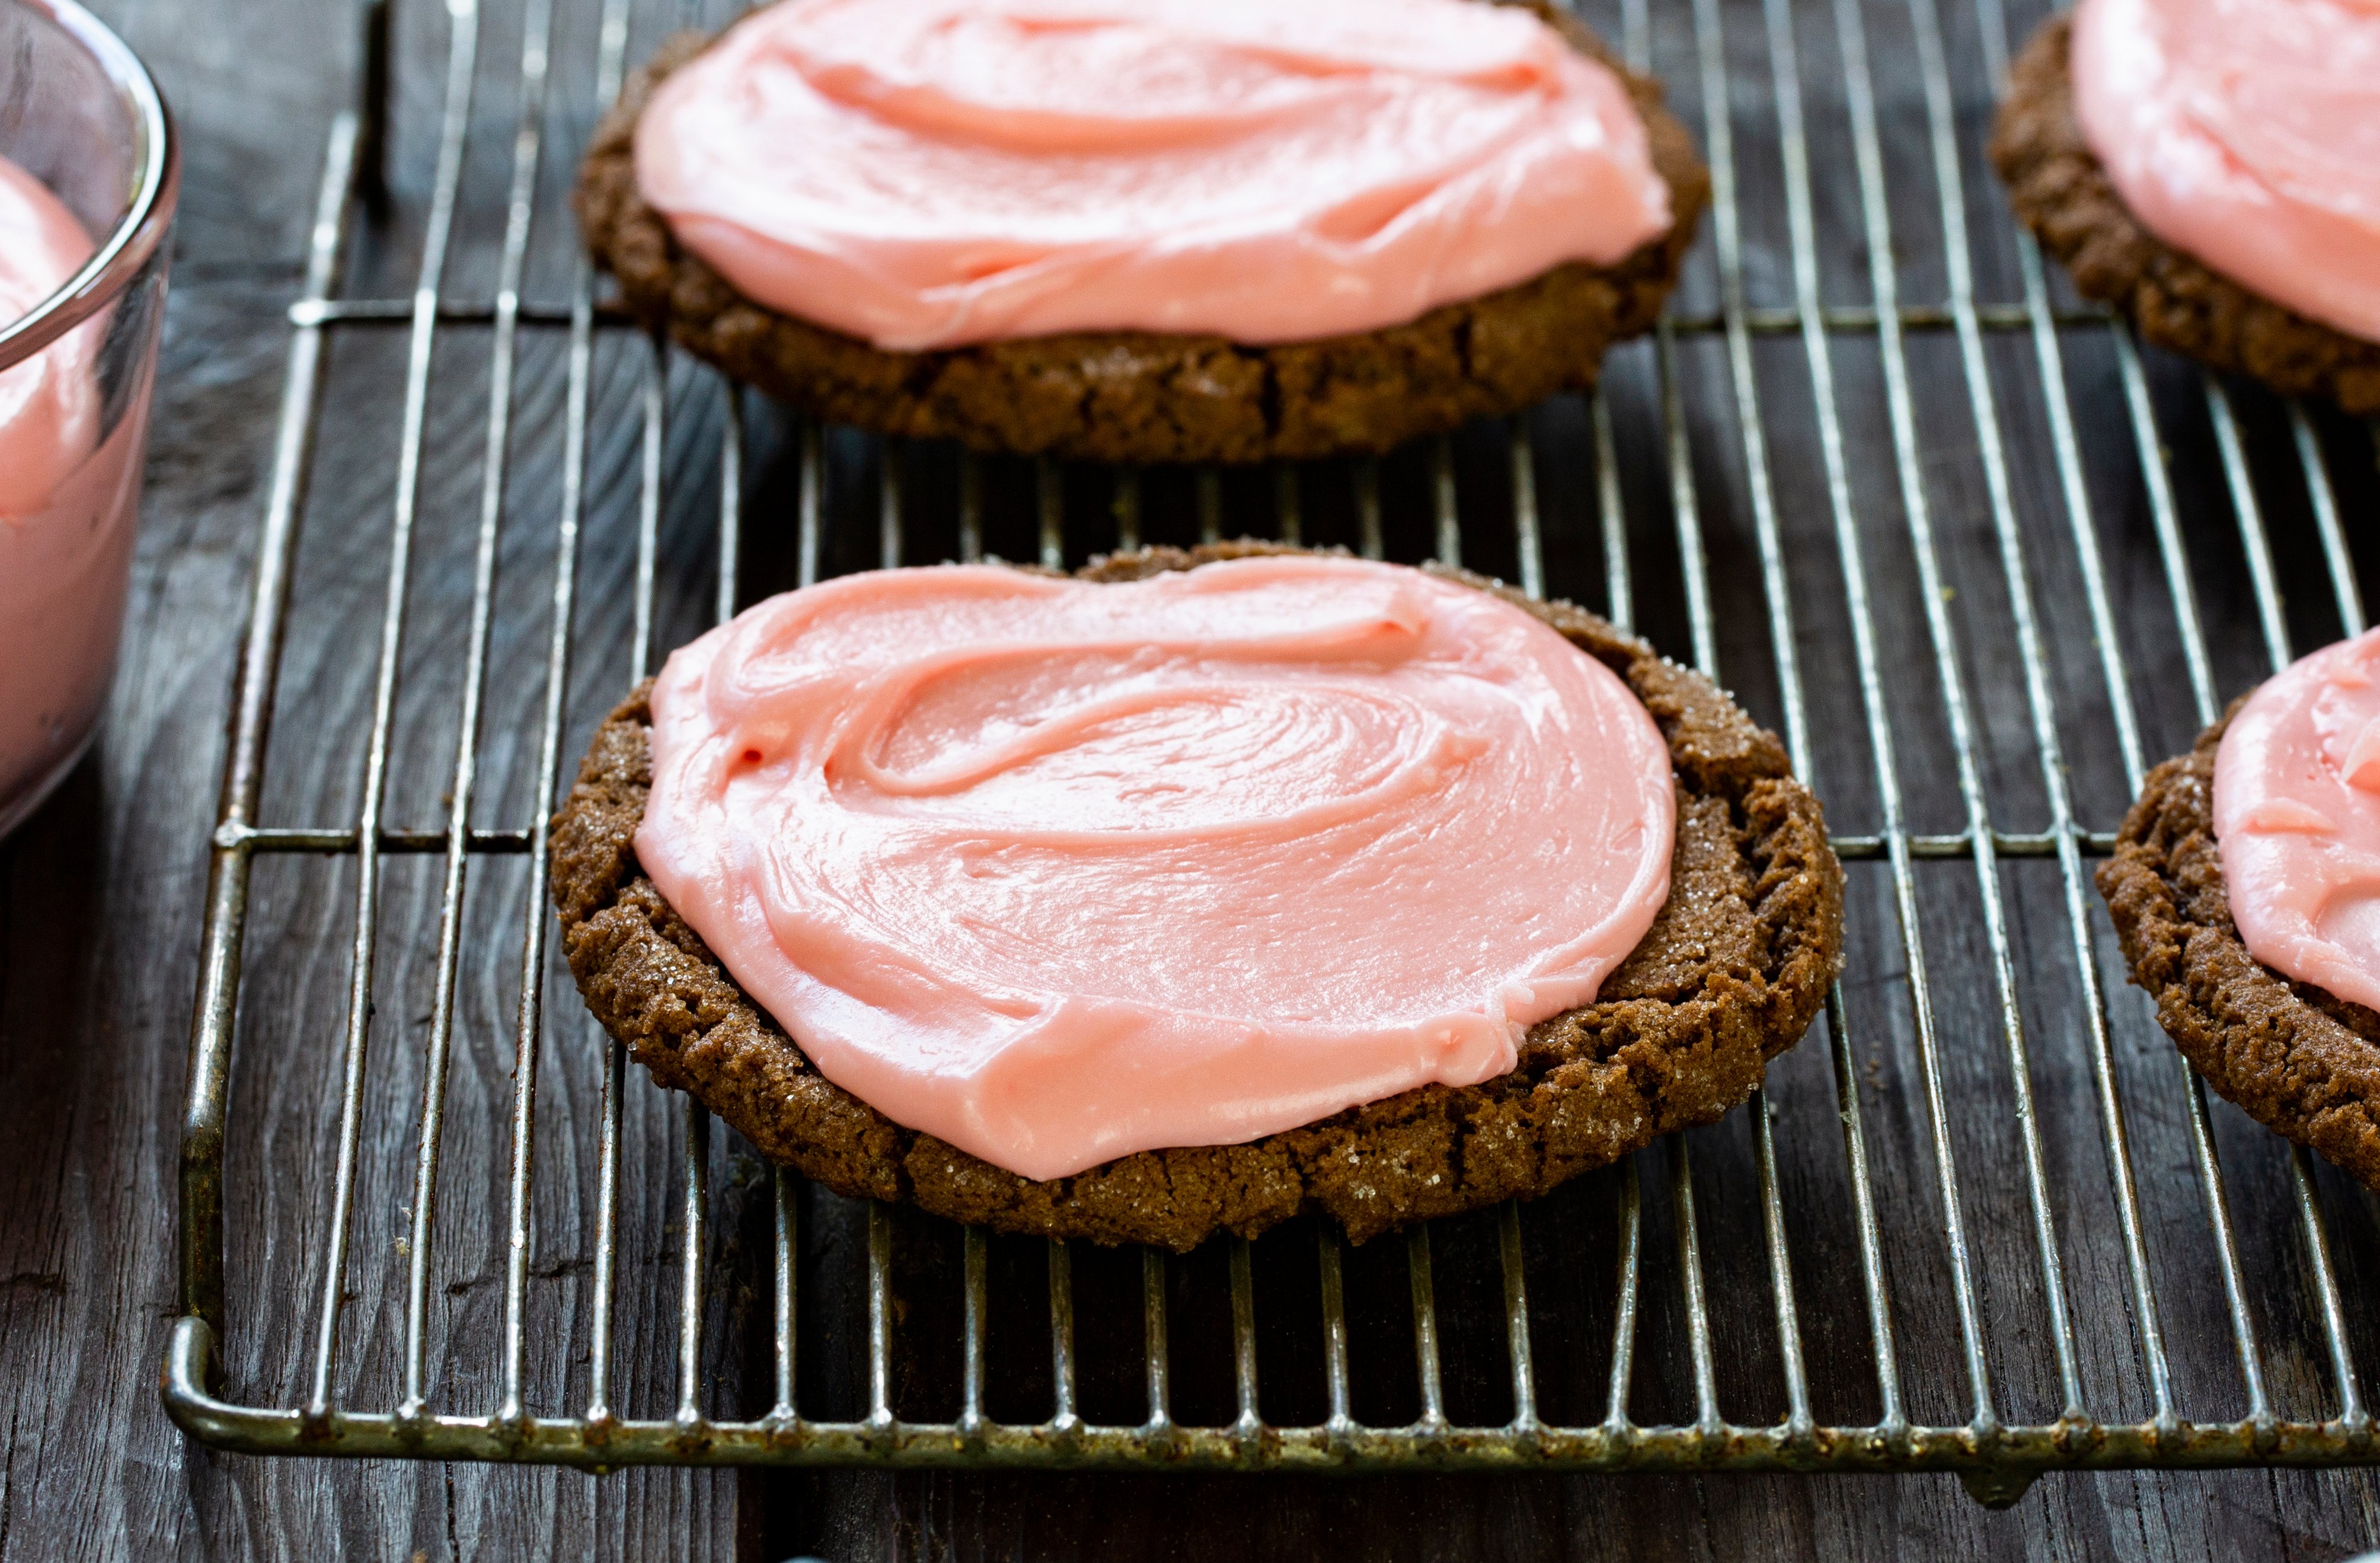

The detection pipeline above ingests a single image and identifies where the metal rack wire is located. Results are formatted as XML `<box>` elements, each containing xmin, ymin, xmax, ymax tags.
<box><xmin>164</xmin><ymin>0</ymin><xmax>2380</xmax><ymax>1507</ymax></box>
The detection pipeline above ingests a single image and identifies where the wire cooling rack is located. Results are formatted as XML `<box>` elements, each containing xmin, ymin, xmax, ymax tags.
<box><xmin>165</xmin><ymin>0</ymin><xmax>2380</xmax><ymax>1508</ymax></box>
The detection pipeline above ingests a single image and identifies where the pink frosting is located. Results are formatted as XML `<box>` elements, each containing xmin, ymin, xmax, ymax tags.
<box><xmin>635</xmin><ymin>556</ymin><xmax>1676</xmax><ymax>1180</ymax></box>
<box><xmin>2214</xmin><ymin>629</ymin><xmax>2380</xmax><ymax>1015</ymax></box>
<box><xmin>0</xmin><ymin>157</ymin><xmax>141</xmax><ymax>816</ymax></box>
<box><xmin>2071</xmin><ymin>0</ymin><xmax>2380</xmax><ymax>345</ymax></box>
<box><xmin>0</xmin><ymin>159</ymin><xmax>100</xmax><ymax>516</ymax></box>
<box><xmin>631</xmin><ymin>0</ymin><xmax>1672</xmax><ymax>350</ymax></box>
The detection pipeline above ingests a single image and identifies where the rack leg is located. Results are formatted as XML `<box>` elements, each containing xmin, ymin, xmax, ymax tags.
<box><xmin>1958</xmin><ymin>1466</ymin><xmax>2039</xmax><ymax>1509</ymax></box>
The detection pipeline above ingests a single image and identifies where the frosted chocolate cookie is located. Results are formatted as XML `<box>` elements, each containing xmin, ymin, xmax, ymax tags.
<box><xmin>2100</xmin><ymin>630</ymin><xmax>2380</xmax><ymax>1189</ymax></box>
<box><xmin>1991</xmin><ymin>5</ymin><xmax>2380</xmax><ymax>413</ymax></box>
<box><xmin>549</xmin><ymin>544</ymin><xmax>1841</xmax><ymax>1249</ymax></box>
<box><xmin>575</xmin><ymin>0</ymin><xmax>1710</xmax><ymax>462</ymax></box>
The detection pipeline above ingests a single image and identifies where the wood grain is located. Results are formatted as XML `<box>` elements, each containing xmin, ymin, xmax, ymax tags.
<box><xmin>4</xmin><ymin>0</ymin><xmax>2380</xmax><ymax>1558</ymax></box>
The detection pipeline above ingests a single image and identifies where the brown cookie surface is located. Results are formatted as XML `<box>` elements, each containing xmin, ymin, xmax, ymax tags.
<box><xmin>573</xmin><ymin>7</ymin><xmax>1711</xmax><ymax>464</ymax></box>
<box><xmin>1990</xmin><ymin>15</ymin><xmax>2380</xmax><ymax>415</ymax></box>
<box><xmin>2098</xmin><ymin>711</ymin><xmax>2380</xmax><ymax>1189</ymax></box>
<box><xmin>548</xmin><ymin>544</ymin><xmax>1843</xmax><ymax>1249</ymax></box>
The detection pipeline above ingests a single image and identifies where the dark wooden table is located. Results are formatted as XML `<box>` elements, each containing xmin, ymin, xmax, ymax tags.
<box><xmin>8</xmin><ymin>0</ymin><xmax>2380</xmax><ymax>1556</ymax></box>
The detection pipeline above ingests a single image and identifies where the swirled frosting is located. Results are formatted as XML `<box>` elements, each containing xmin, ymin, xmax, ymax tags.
<box><xmin>631</xmin><ymin>0</ymin><xmax>1672</xmax><ymax>350</ymax></box>
<box><xmin>635</xmin><ymin>556</ymin><xmax>1676</xmax><ymax>1179</ymax></box>
<box><xmin>2071</xmin><ymin>0</ymin><xmax>2380</xmax><ymax>345</ymax></box>
<box><xmin>2215</xmin><ymin>629</ymin><xmax>2380</xmax><ymax>1014</ymax></box>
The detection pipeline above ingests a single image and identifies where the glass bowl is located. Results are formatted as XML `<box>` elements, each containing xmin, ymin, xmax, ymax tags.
<box><xmin>0</xmin><ymin>0</ymin><xmax>177</xmax><ymax>839</ymax></box>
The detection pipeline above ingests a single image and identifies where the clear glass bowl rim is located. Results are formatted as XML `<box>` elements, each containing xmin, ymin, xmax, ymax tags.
<box><xmin>0</xmin><ymin>0</ymin><xmax>178</xmax><ymax>373</ymax></box>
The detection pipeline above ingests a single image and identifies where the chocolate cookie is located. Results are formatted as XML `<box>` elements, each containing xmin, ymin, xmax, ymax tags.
<box><xmin>2099</xmin><ymin>709</ymin><xmax>2380</xmax><ymax>1189</ymax></box>
<box><xmin>573</xmin><ymin>7</ymin><xmax>1711</xmax><ymax>465</ymax></box>
<box><xmin>1991</xmin><ymin>15</ymin><xmax>2380</xmax><ymax>416</ymax></box>
<box><xmin>547</xmin><ymin>543</ymin><xmax>1843</xmax><ymax>1249</ymax></box>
